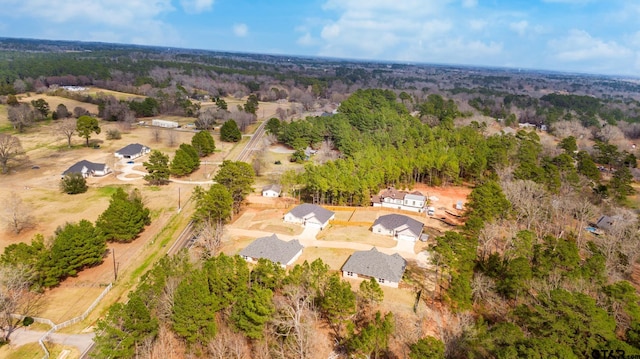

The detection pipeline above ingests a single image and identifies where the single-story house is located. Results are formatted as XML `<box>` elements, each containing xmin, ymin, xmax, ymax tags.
<box><xmin>262</xmin><ymin>184</ymin><xmax>282</xmax><ymax>197</ymax></box>
<box><xmin>239</xmin><ymin>234</ymin><xmax>304</xmax><ymax>268</ymax></box>
<box><xmin>62</xmin><ymin>160</ymin><xmax>111</xmax><ymax>178</ymax></box>
<box><xmin>371</xmin><ymin>187</ymin><xmax>427</xmax><ymax>213</ymax></box>
<box><xmin>342</xmin><ymin>247</ymin><xmax>407</xmax><ymax>288</ymax></box>
<box><xmin>115</xmin><ymin>143</ymin><xmax>151</xmax><ymax>159</ymax></box>
<box><xmin>284</xmin><ymin>203</ymin><xmax>335</xmax><ymax>229</ymax></box>
<box><xmin>371</xmin><ymin>214</ymin><xmax>424</xmax><ymax>242</ymax></box>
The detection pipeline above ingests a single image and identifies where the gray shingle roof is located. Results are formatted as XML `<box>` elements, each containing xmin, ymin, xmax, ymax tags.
<box><xmin>262</xmin><ymin>184</ymin><xmax>282</xmax><ymax>193</ymax></box>
<box><xmin>287</xmin><ymin>203</ymin><xmax>335</xmax><ymax>224</ymax></box>
<box><xmin>373</xmin><ymin>214</ymin><xmax>424</xmax><ymax>237</ymax></box>
<box><xmin>239</xmin><ymin>234</ymin><xmax>303</xmax><ymax>265</ymax></box>
<box><xmin>62</xmin><ymin>160</ymin><xmax>107</xmax><ymax>176</ymax></box>
<box><xmin>116</xmin><ymin>143</ymin><xmax>149</xmax><ymax>156</ymax></box>
<box><xmin>342</xmin><ymin>248</ymin><xmax>407</xmax><ymax>282</ymax></box>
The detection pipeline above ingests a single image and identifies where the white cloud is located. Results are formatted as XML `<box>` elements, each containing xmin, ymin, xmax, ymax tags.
<box><xmin>180</xmin><ymin>0</ymin><xmax>214</xmax><ymax>14</ymax></box>
<box><xmin>542</xmin><ymin>0</ymin><xmax>594</xmax><ymax>3</ymax></box>
<box><xmin>233</xmin><ymin>23</ymin><xmax>248</xmax><ymax>37</ymax></box>
<box><xmin>509</xmin><ymin>20</ymin><xmax>528</xmax><ymax>36</ymax></box>
<box><xmin>549</xmin><ymin>29</ymin><xmax>632</xmax><ymax>62</ymax></box>
<box><xmin>297</xmin><ymin>33</ymin><xmax>315</xmax><ymax>46</ymax></box>
<box><xmin>462</xmin><ymin>0</ymin><xmax>477</xmax><ymax>8</ymax></box>
<box><xmin>469</xmin><ymin>19</ymin><xmax>488</xmax><ymax>31</ymax></box>
<box><xmin>0</xmin><ymin>0</ymin><xmax>180</xmax><ymax>46</ymax></box>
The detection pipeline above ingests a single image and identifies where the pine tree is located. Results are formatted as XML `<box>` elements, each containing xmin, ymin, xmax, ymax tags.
<box><xmin>231</xmin><ymin>286</ymin><xmax>275</xmax><ymax>339</ymax></box>
<box><xmin>220</xmin><ymin>120</ymin><xmax>241</xmax><ymax>142</ymax></box>
<box><xmin>172</xmin><ymin>270</ymin><xmax>218</xmax><ymax>345</ymax></box>
<box><xmin>95</xmin><ymin>188</ymin><xmax>150</xmax><ymax>242</ymax></box>
<box><xmin>143</xmin><ymin>150</ymin><xmax>170</xmax><ymax>185</ymax></box>
<box><xmin>214</xmin><ymin>160</ymin><xmax>255</xmax><ymax>213</ymax></box>
<box><xmin>170</xmin><ymin>144</ymin><xmax>200</xmax><ymax>176</ymax></box>
<box><xmin>191</xmin><ymin>130</ymin><xmax>216</xmax><ymax>157</ymax></box>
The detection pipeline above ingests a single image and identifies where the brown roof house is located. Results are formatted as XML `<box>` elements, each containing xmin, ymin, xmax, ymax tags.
<box><xmin>371</xmin><ymin>187</ymin><xmax>427</xmax><ymax>213</ymax></box>
<box><xmin>239</xmin><ymin>234</ymin><xmax>303</xmax><ymax>269</ymax></box>
<box><xmin>342</xmin><ymin>248</ymin><xmax>407</xmax><ymax>288</ymax></box>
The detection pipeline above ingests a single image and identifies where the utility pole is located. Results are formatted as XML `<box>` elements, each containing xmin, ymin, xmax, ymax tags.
<box><xmin>178</xmin><ymin>187</ymin><xmax>181</xmax><ymax>210</ymax></box>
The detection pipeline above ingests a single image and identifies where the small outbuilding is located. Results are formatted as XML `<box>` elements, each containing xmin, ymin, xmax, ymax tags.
<box><xmin>342</xmin><ymin>248</ymin><xmax>407</xmax><ymax>288</ymax></box>
<box><xmin>239</xmin><ymin>234</ymin><xmax>304</xmax><ymax>268</ymax></box>
<box><xmin>262</xmin><ymin>184</ymin><xmax>282</xmax><ymax>197</ymax></box>
<box><xmin>284</xmin><ymin>203</ymin><xmax>335</xmax><ymax>229</ymax></box>
<box><xmin>114</xmin><ymin>143</ymin><xmax>151</xmax><ymax>160</ymax></box>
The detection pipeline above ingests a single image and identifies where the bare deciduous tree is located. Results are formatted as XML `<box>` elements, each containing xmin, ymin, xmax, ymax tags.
<box><xmin>56</xmin><ymin>118</ymin><xmax>77</xmax><ymax>148</ymax></box>
<box><xmin>151</xmin><ymin>127</ymin><xmax>162</xmax><ymax>143</ymax></box>
<box><xmin>502</xmin><ymin>179</ymin><xmax>548</xmax><ymax>232</ymax></box>
<box><xmin>0</xmin><ymin>134</ymin><xmax>26</xmax><ymax>174</ymax></box>
<box><xmin>166</xmin><ymin>130</ymin><xmax>177</xmax><ymax>147</ymax></box>
<box><xmin>4</xmin><ymin>192</ymin><xmax>34</xmax><ymax>234</ymax></box>
<box><xmin>197</xmin><ymin>220</ymin><xmax>225</xmax><ymax>259</ymax></box>
<box><xmin>0</xmin><ymin>264</ymin><xmax>43</xmax><ymax>342</ymax></box>
<box><xmin>208</xmin><ymin>323</ymin><xmax>251</xmax><ymax>359</ymax></box>
<box><xmin>196</xmin><ymin>108</ymin><xmax>217</xmax><ymax>130</ymax></box>
<box><xmin>7</xmin><ymin>103</ymin><xmax>36</xmax><ymax>132</ymax></box>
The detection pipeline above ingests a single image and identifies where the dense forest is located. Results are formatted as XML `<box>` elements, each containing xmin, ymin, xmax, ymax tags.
<box><xmin>2</xmin><ymin>38</ymin><xmax>640</xmax><ymax>358</ymax></box>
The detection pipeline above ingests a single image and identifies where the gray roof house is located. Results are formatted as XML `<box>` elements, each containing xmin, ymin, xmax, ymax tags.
<box><xmin>239</xmin><ymin>234</ymin><xmax>304</xmax><ymax>268</ymax></box>
<box><xmin>342</xmin><ymin>248</ymin><xmax>407</xmax><ymax>288</ymax></box>
<box><xmin>114</xmin><ymin>143</ymin><xmax>151</xmax><ymax>159</ymax></box>
<box><xmin>262</xmin><ymin>184</ymin><xmax>282</xmax><ymax>197</ymax></box>
<box><xmin>62</xmin><ymin>160</ymin><xmax>111</xmax><ymax>178</ymax></box>
<box><xmin>284</xmin><ymin>203</ymin><xmax>335</xmax><ymax>229</ymax></box>
<box><xmin>371</xmin><ymin>214</ymin><xmax>424</xmax><ymax>242</ymax></box>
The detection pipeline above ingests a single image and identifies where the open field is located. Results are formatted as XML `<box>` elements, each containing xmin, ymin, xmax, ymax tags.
<box><xmin>317</xmin><ymin>225</ymin><xmax>397</xmax><ymax>248</ymax></box>
<box><xmin>18</xmin><ymin>93</ymin><xmax>99</xmax><ymax>115</ymax></box>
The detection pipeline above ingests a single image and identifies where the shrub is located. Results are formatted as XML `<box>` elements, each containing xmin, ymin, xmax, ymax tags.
<box><xmin>106</xmin><ymin>128</ymin><xmax>121</xmax><ymax>140</ymax></box>
<box><xmin>60</xmin><ymin>173</ymin><xmax>88</xmax><ymax>194</ymax></box>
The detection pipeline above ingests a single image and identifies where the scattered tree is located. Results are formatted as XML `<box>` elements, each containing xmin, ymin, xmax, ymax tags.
<box><xmin>191</xmin><ymin>131</ymin><xmax>216</xmax><ymax>157</ymax></box>
<box><xmin>3</xmin><ymin>192</ymin><xmax>33</xmax><ymax>234</ymax></box>
<box><xmin>220</xmin><ymin>120</ymin><xmax>242</xmax><ymax>142</ymax></box>
<box><xmin>30</xmin><ymin>99</ymin><xmax>49</xmax><ymax>118</ymax></box>
<box><xmin>53</xmin><ymin>103</ymin><xmax>70</xmax><ymax>119</ymax></box>
<box><xmin>7</xmin><ymin>103</ymin><xmax>36</xmax><ymax>132</ymax></box>
<box><xmin>0</xmin><ymin>264</ymin><xmax>42</xmax><ymax>343</ymax></box>
<box><xmin>214</xmin><ymin>160</ymin><xmax>255</xmax><ymax>214</ymax></box>
<box><xmin>76</xmin><ymin>115</ymin><xmax>101</xmax><ymax>147</ymax></box>
<box><xmin>106</xmin><ymin>128</ymin><xmax>121</xmax><ymax>140</ymax></box>
<box><xmin>95</xmin><ymin>188</ymin><xmax>150</xmax><ymax>242</ymax></box>
<box><xmin>0</xmin><ymin>134</ymin><xmax>25</xmax><ymax>174</ymax></box>
<box><xmin>143</xmin><ymin>150</ymin><xmax>171</xmax><ymax>185</ymax></box>
<box><xmin>60</xmin><ymin>173</ymin><xmax>88</xmax><ymax>194</ymax></box>
<box><xmin>55</xmin><ymin>118</ymin><xmax>77</xmax><ymax>148</ymax></box>
<box><xmin>170</xmin><ymin>144</ymin><xmax>200</xmax><ymax>176</ymax></box>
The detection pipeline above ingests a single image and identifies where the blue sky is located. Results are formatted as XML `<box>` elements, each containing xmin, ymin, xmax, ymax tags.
<box><xmin>1</xmin><ymin>0</ymin><xmax>639</xmax><ymax>76</ymax></box>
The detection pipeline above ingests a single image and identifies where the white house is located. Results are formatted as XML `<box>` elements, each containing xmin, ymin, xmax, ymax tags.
<box><xmin>284</xmin><ymin>203</ymin><xmax>335</xmax><ymax>229</ymax></box>
<box><xmin>151</xmin><ymin>119</ymin><xmax>179</xmax><ymax>128</ymax></box>
<box><xmin>371</xmin><ymin>187</ymin><xmax>427</xmax><ymax>213</ymax></box>
<box><xmin>114</xmin><ymin>143</ymin><xmax>151</xmax><ymax>160</ymax></box>
<box><xmin>342</xmin><ymin>248</ymin><xmax>407</xmax><ymax>288</ymax></box>
<box><xmin>262</xmin><ymin>184</ymin><xmax>282</xmax><ymax>197</ymax></box>
<box><xmin>371</xmin><ymin>214</ymin><xmax>424</xmax><ymax>242</ymax></box>
<box><xmin>239</xmin><ymin>234</ymin><xmax>304</xmax><ymax>268</ymax></box>
<box><xmin>62</xmin><ymin>160</ymin><xmax>111</xmax><ymax>178</ymax></box>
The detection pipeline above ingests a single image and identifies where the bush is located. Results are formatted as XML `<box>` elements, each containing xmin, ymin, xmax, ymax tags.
<box><xmin>60</xmin><ymin>173</ymin><xmax>88</xmax><ymax>194</ymax></box>
<box><xmin>106</xmin><ymin>129</ymin><xmax>121</xmax><ymax>140</ymax></box>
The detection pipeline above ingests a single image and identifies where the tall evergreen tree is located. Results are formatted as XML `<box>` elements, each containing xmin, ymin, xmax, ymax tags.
<box><xmin>220</xmin><ymin>120</ymin><xmax>242</xmax><ymax>142</ymax></box>
<box><xmin>191</xmin><ymin>130</ymin><xmax>216</xmax><ymax>157</ymax></box>
<box><xmin>95</xmin><ymin>188</ymin><xmax>150</xmax><ymax>242</ymax></box>
<box><xmin>143</xmin><ymin>150</ymin><xmax>170</xmax><ymax>185</ymax></box>
<box><xmin>172</xmin><ymin>270</ymin><xmax>218</xmax><ymax>345</ymax></box>
<box><xmin>214</xmin><ymin>160</ymin><xmax>255</xmax><ymax>214</ymax></box>
<box><xmin>231</xmin><ymin>286</ymin><xmax>275</xmax><ymax>339</ymax></box>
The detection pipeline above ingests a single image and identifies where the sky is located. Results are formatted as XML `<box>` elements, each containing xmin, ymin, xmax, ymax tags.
<box><xmin>1</xmin><ymin>0</ymin><xmax>639</xmax><ymax>77</ymax></box>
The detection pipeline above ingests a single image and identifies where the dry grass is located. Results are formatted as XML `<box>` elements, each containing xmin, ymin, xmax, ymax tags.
<box><xmin>83</xmin><ymin>87</ymin><xmax>145</xmax><ymax>100</ymax></box>
<box><xmin>295</xmin><ymin>247</ymin><xmax>353</xmax><ymax>271</ymax></box>
<box><xmin>0</xmin><ymin>342</ymin><xmax>79</xmax><ymax>359</ymax></box>
<box><xmin>317</xmin><ymin>225</ymin><xmax>397</xmax><ymax>248</ymax></box>
<box><xmin>18</xmin><ymin>93</ymin><xmax>99</xmax><ymax>115</ymax></box>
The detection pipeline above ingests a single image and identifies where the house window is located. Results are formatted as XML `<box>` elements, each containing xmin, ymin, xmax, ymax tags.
<box><xmin>347</xmin><ymin>272</ymin><xmax>353</xmax><ymax>276</ymax></box>
<box><xmin>412</xmin><ymin>201</ymin><xmax>416</xmax><ymax>206</ymax></box>
<box><xmin>378</xmin><ymin>278</ymin><xmax>385</xmax><ymax>283</ymax></box>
